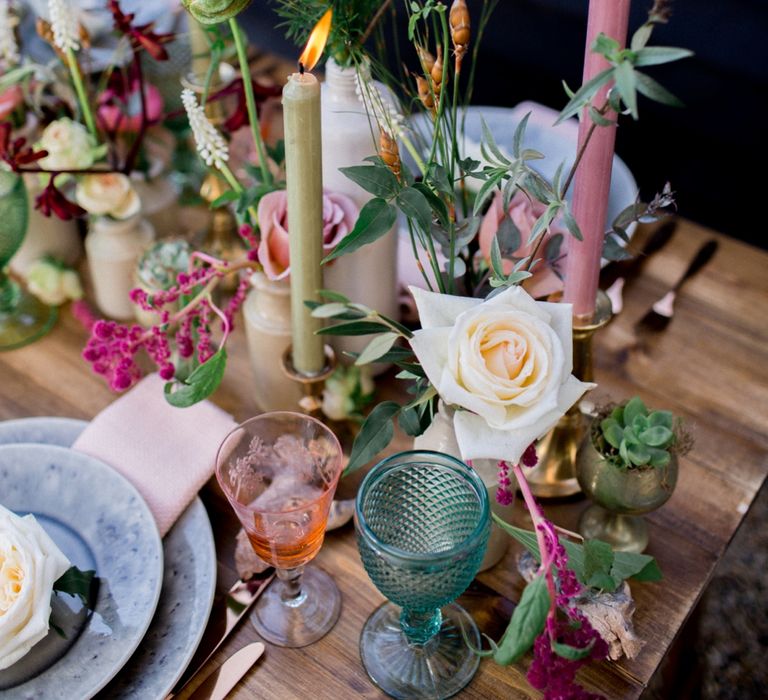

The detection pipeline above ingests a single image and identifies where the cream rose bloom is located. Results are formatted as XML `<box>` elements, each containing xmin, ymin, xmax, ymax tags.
<box><xmin>0</xmin><ymin>504</ymin><xmax>70</xmax><ymax>670</ymax></box>
<box><xmin>75</xmin><ymin>173</ymin><xmax>141</xmax><ymax>219</ymax></box>
<box><xmin>38</xmin><ymin>118</ymin><xmax>96</xmax><ymax>171</ymax></box>
<box><xmin>26</xmin><ymin>259</ymin><xmax>83</xmax><ymax>306</ymax></box>
<box><xmin>408</xmin><ymin>285</ymin><xmax>595</xmax><ymax>464</ymax></box>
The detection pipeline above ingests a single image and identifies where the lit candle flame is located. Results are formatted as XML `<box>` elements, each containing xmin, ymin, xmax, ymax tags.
<box><xmin>298</xmin><ymin>8</ymin><xmax>332</xmax><ymax>72</ymax></box>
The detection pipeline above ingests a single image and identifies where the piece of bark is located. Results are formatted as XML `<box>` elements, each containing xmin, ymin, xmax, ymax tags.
<box><xmin>518</xmin><ymin>551</ymin><xmax>645</xmax><ymax>661</ymax></box>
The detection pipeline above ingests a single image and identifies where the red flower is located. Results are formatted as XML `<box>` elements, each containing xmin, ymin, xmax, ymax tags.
<box><xmin>210</xmin><ymin>78</ymin><xmax>281</xmax><ymax>133</ymax></box>
<box><xmin>109</xmin><ymin>0</ymin><xmax>173</xmax><ymax>61</ymax></box>
<box><xmin>0</xmin><ymin>122</ymin><xmax>48</xmax><ymax>172</ymax></box>
<box><xmin>35</xmin><ymin>175</ymin><xmax>87</xmax><ymax>220</ymax></box>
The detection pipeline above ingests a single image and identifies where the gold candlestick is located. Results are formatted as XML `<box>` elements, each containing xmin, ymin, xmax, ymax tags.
<box><xmin>281</xmin><ymin>344</ymin><xmax>336</xmax><ymax>417</ymax></box>
<box><xmin>524</xmin><ymin>290</ymin><xmax>613</xmax><ymax>498</ymax></box>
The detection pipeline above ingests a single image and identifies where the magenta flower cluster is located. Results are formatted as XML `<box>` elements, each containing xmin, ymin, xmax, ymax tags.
<box><xmin>81</xmin><ymin>261</ymin><xmax>249</xmax><ymax>392</ymax></box>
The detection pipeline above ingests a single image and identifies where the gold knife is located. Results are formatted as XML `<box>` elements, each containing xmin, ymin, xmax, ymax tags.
<box><xmin>186</xmin><ymin>642</ymin><xmax>265</xmax><ymax>700</ymax></box>
<box><xmin>166</xmin><ymin>571</ymin><xmax>275</xmax><ymax>699</ymax></box>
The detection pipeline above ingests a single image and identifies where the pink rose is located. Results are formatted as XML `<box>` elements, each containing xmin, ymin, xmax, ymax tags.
<box><xmin>478</xmin><ymin>191</ymin><xmax>566</xmax><ymax>299</ymax></box>
<box><xmin>0</xmin><ymin>86</ymin><xmax>23</xmax><ymax>121</ymax></box>
<box><xmin>98</xmin><ymin>82</ymin><xmax>164</xmax><ymax>133</ymax></box>
<box><xmin>257</xmin><ymin>189</ymin><xmax>359</xmax><ymax>280</ymax></box>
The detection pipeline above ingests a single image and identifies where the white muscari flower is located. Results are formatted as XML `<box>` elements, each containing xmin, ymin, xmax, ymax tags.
<box><xmin>354</xmin><ymin>64</ymin><xmax>405</xmax><ymax>140</ymax></box>
<box><xmin>181</xmin><ymin>88</ymin><xmax>229</xmax><ymax>170</ymax></box>
<box><xmin>0</xmin><ymin>0</ymin><xmax>20</xmax><ymax>66</ymax></box>
<box><xmin>48</xmin><ymin>0</ymin><xmax>80</xmax><ymax>53</ymax></box>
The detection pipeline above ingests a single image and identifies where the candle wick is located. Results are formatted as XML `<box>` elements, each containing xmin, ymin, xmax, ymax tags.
<box><xmin>299</xmin><ymin>62</ymin><xmax>305</xmax><ymax>75</ymax></box>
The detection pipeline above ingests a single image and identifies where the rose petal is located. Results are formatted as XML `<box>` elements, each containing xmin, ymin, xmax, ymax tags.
<box><xmin>409</xmin><ymin>286</ymin><xmax>480</xmax><ymax>329</ymax></box>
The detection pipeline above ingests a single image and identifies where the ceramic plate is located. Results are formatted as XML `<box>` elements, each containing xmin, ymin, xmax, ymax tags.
<box><xmin>0</xmin><ymin>443</ymin><xmax>163</xmax><ymax>699</ymax></box>
<box><xmin>0</xmin><ymin>417</ymin><xmax>218</xmax><ymax>700</ymax></box>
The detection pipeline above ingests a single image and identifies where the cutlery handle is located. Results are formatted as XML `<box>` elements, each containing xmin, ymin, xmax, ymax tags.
<box><xmin>674</xmin><ymin>239</ymin><xmax>718</xmax><ymax>290</ymax></box>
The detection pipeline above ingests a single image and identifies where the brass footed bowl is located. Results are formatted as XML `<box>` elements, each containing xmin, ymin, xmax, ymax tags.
<box><xmin>576</xmin><ymin>429</ymin><xmax>678</xmax><ymax>553</ymax></box>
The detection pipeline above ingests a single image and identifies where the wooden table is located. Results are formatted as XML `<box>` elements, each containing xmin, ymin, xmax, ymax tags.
<box><xmin>1</xmin><ymin>218</ymin><xmax>766</xmax><ymax>699</ymax></box>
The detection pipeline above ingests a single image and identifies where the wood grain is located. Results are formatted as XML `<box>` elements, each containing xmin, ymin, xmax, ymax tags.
<box><xmin>0</xmin><ymin>218</ymin><xmax>766</xmax><ymax>699</ymax></box>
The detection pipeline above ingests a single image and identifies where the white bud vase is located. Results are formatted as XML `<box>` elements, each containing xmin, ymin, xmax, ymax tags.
<box><xmin>85</xmin><ymin>215</ymin><xmax>155</xmax><ymax>320</ymax></box>
<box><xmin>414</xmin><ymin>404</ymin><xmax>512</xmax><ymax>572</ymax></box>
<box><xmin>242</xmin><ymin>272</ymin><xmax>302</xmax><ymax>411</ymax></box>
<box><xmin>321</xmin><ymin>59</ymin><xmax>399</xmax><ymax>371</ymax></box>
<box><xmin>10</xmin><ymin>175</ymin><xmax>82</xmax><ymax>275</ymax></box>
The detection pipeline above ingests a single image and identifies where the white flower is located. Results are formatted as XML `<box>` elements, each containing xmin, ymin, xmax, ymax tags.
<box><xmin>0</xmin><ymin>0</ymin><xmax>20</xmax><ymax>66</ymax></box>
<box><xmin>408</xmin><ymin>285</ymin><xmax>595</xmax><ymax>464</ymax></box>
<box><xmin>354</xmin><ymin>63</ymin><xmax>405</xmax><ymax>140</ymax></box>
<box><xmin>38</xmin><ymin>118</ymin><xmax>96</xmax><ymax>171</ymax></box>
<box><xmin>75</xmin><ymin>173</ymin><xmax>141</xmax><ymax>219</ymax></box>
<box><xmin>26</xmin><ymin>258</ymin><xmax>83</xmax><ymax>306</ymax></box>
<box><xmin>0</xmin><ymin>504</ymin><xmax>70</xmax><ymax>670</ymax></box>
<box><xmin>48</xmin><ymin>0</ymin><xmax>80</xmax><ymax>53</ymax></box>
<box><xmin>181</xmin><ymin>88</ymin><xmax>229</xmax><ymax>169</ymax></box>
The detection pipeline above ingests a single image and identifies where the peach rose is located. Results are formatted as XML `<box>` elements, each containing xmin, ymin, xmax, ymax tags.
<box><xmin>75</xmin><ymin>173</ymin><xmax>141</xmax><ymax>219</ymax></box>
<box><xmin>478</xmin><ymin>191</ymin><xmax>566</xmax><ymax>299</ymax></box>
<box><xmin>257</xmin><ymin>189</ymin><xmax>359</xmax><ymax>280</ymax></box>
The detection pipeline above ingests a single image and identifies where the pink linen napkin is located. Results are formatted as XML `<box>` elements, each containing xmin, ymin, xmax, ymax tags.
<box><xmin>72</xmin><ymin>374</ymin><xmax>237</xmax><ymax>537</ymax></box>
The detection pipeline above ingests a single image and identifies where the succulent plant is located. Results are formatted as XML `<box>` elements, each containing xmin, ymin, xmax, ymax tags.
<box><xmin>594</xmin><ymin>397</ymin><xmax>677</xmax><ymax>469</ymax></box>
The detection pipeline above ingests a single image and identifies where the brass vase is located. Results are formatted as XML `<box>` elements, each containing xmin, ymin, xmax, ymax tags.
<box><xmin>576</xmin><ymin>427</ymin><xmax>678</xmax><ymax>553</ymax></box>
<box><xmin>525</xmin><ymin>290</ymin><xmax>613</xmax><ymax>498</ymax></box>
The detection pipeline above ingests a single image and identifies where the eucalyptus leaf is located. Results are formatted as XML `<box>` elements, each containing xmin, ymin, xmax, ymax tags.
<box><xmin>481</xmin><ymin>118</ymin><xmax>511</xmax><ymax>166</ymax></box>
<box><xmin>355</xmin><ymin>332</ymin><xmax>399</xmax><ymax>366</ymax></box>
<box><xmin>635</xmin><ymin>72</ymin><xmax>684</xmax><ymax>108</ymax></box>
<box><xmin>412</xmin><ymin>182</ymin><xmax>449</xmax><ymax>226</ymax></box>
<box><xmin>318</xmin><ymin>289</ymin><xmax>351</xmax><ymax>303</ymax></box>
<box><xmin>310</xmin><ymin>303</ymin><xmax>350</xmax><ymax>318</ymax></box>
<box><xmin>614</xmin><ymin>60</ymin><xmax>639</xmax><ymax>119</ymax></box>
<box><xmin>496</xmin><ymin>215</ymin><xmax>521</xmax><ymax>256</ymax></box>
<box><xmin>633</xmin><ymin>46</ymin><xmax>694</xmax><ymax>67</ymax></box>
<box><xmin>317</xmin><ymin>320</ymin><xmax>391</xmax><ymax>336</ymax></box>
<box><xmin>556</xmin><ymin>68</ymin><xmax>614</xmax><ymax>124</ymax></box>
<box><xmin>340</xmin><ymin>164</ymin><xmax>400</xmax><ymax>198</ymax></box>
<box><xmin>344</xmin><ymin>401</ymin><xmax>401</xmax><ymax>475</ymax></box>
<box><xmin>53</xmin><ymin>566</ymin><xmax>97</xmax><ymax>608</ymax></box>
<box><xmin>323</xmin><ymin>198</ymin><xmax>397</xmax><ymax>263</ymax></box>
<box><xmin>562</xmin><ymin>208</ymin><xmax>583</xmax><ymax>241</ymax></box>
<box><xmin>552</xmin><ymin>638</ymin><xmax>596</xmax><ymax>661</ymax></box>
<box><xmin>493</xmin><ymin>574</ymin><xmax>549</xmax><ymax>665</ymax></box>
<box><xmin>512</xmin><ymin>112</ymin><xmax>531</xmax><ymax>159</ymax></box>
<box><xmin>397</xmin><ymin>187</ymin><xmax>433</xmax><ymax>234</ymax></box>
<box><xmin>545</xmin><ymin>233</ymin><xmax>564</xmax><ymax>262</ymax></box>
<box><xmin>164</xmin><ymin>349</ymin><xmax>227</xmax><ymax>408</ymax></box>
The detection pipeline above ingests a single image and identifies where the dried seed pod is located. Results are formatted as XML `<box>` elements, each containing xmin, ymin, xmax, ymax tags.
<box><xmin>430</xmin><ymin>45</ymin><xmax>444</xmax><ymax>97</ymax></box>
<box><xmin>415</xmin><ymin>74</ymin><xmax>434</xmax><ymax>110</ymax></box>
<box><xmin>379</xmin><ymin>129</ymin><xmax>401</xmax><ymax>179</ymax></box>
<box><xmin>450</xmin><ymin>0</ymin><xmax>470</xmax><ymax>73</ymax></box>
<box><xmin>416</xmin><ymin>44</ymin><xmax>435</xmax><ymax>76</ymax></box>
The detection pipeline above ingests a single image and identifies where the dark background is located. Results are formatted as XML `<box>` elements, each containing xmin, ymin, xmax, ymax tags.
<box><xmin>243</xmin><ymin>0</ymin><xmax>768</xmax><ymax>249</ymax></box>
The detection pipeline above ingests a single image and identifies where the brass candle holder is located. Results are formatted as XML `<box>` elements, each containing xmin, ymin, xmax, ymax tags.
<box><xmin>524</xmin><ymin>290</ymin><xmax>613</xmax><ymax>499</ymax></box>
<box><xmin>280</xmin><ymin>344</ymin><xmax>337</xmax><ymax>417</ymax></box>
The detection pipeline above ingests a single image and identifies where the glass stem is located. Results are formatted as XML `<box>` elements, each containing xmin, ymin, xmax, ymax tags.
<box><xmin>0</xmin><ymin>273</ymin><xmax>20</xmax><ymax>314</ymax></box>
<box><xmin>276</xmin><ymin>566</ymin><xmax>306</xmax><ymax>607</ymax></box>
<box><xmin>400</xmin><ymin>607</ymin><xmax>442</xmax><ymax>646</ymax></box>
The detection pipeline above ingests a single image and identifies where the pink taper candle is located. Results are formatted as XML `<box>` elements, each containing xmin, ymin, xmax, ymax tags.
<box><xmin>564</xmin><ymin>0</ymin><xmax>631</xmax><ymax>319</ymax></box>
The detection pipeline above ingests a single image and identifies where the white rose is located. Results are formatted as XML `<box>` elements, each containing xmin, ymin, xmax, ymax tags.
<box><xmin>38</xmin><ymin>118</ymin><xmax>96</xmax><ymax>171</ymax></box>
<box><xmin>0</xmin><ymin>504</ymin><xmax>70</xmax><ymax>670</ymax></box>
<box><xmin>26</xmin><ymin>259</ymin><xmax>84</xmax><ymax>306</ymax></box>
<box><xmin>75</xmin><ymin>173</ymin><xmax>141</xmax><ymax>219</ymax></box>
<box><xmin>408</xmin><ymin>285</ymin><xmax>595</xmax><ymax>464</ymax></box>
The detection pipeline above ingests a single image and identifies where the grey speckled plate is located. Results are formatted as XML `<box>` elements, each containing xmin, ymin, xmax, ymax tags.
<box><xmin>0</xmin><ymin>443</ymin><xmax>163</xmax><ymax>699</ymax></box>
<box><xmin>0</xmin><ymin>417</ymin><xmax>218</xmax><ymax>700</ymax></box>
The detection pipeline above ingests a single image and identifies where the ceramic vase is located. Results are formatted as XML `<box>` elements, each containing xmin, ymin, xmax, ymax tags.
<box><xmin>321</xmin><ymin>59</ymin><xmax>399</xmax><ymax>370</ymax></box>
<box><xmin>10</xmin><ymin>175</ymin><xmax>82</xmax><ymax>276</ymax></box>
<box><xmin>242</xmin><ymin>272</ymin><xmax>302</xmax><ymax>412</ymax></box>
<box><xmin>85</xmin><ymin>215</ymin><xmax>155</xmax><ymax>320</ymax></box>
<box><xmin>576</xmin><ymin>422</ymin><xmax>679</xmax><ymax>553</ymax></box>
<box><xmin>414</xmin><ymin>404</ymin><xmax>511</xmax><ymax>571</ymax></box>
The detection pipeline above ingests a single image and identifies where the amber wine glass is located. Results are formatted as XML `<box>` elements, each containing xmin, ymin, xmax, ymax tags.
<box><xmin>215</xmin><ymin>412</ymin><xmax>344</xmax><ymax>647</ymax></box>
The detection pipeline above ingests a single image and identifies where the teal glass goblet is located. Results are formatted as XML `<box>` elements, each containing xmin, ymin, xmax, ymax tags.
<box><xmin>0</xmin><ymin>172</ymin><xmax>57</xmax><ymax>350</ymax></box>
<box><xmin>355</xmin><ymin>450</ymin><xmax>491</xmax><ymax>699</ymax></box>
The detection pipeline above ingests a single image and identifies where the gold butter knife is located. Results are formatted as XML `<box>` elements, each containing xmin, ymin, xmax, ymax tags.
<box><xmin>186</xmin><ymin>642</ymin><xmax>265</xmax><ymax>700</ymax></box>
<box><xmin>166</xmin><ymin>571</ymin><xmax>274</xmax><ymax>699</ymax></box>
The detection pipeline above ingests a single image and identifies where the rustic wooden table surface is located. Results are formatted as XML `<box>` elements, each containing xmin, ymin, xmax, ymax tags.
<box><xmin>1</xmin><ymin>218</ymin><xmax>766</xmax><ymax>699</ymax></box>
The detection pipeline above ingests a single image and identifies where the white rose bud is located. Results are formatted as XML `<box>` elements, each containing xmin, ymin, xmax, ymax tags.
<box><xmin>0</xmin><ymin>504</ymin><xmax>70</xmax><ymax>670</ymax></box>
<box><xmin>38</xmin><ymin>118</ymin><xmax>96</xmax><ymax>171</ymax></box>
<box><xmin>75</xmin><ymin>173</ymin><xmax>141</xmax><ymax>220</ymax></box>
<box><xmin>408</xmin><ymin>285</ymin><xmax>595</xmax><ymax>464</ymax></box>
